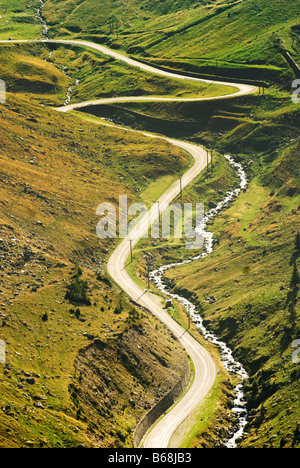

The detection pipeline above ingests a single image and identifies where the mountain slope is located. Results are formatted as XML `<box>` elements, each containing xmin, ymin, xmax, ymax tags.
<box><xmin>0</xmin><ymin>72</ymin><xmax>192</xmax><ymax>446</ymax></box>
<box><xmin>0</xmin><ymin>0</ymin><xmax>299</xmax><ymax>449</ymax></box>
<box><xmin>1</xmin><ymin>0</ymin><xmax>299</xmax><ymax>87</ymax></box>
<box><xmin>125</xmin><ymin>90</ymin><xmax>300</xmax><ymax>448</ymax></box>
<box><xmin>39</xmin><ymin>0</ymin><xmax>300</xmax><ymax>67</ymax></box>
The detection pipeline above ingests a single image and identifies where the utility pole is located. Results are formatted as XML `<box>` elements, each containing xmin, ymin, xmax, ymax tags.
<box><xmin>145</xmin><ymin>253</ymin><xmax>153</xmax><ymax>291</ymax></box>
<box><xmin>180</xmin><ymin>177</ymin><xmax>183</xmax><ymax>198</ymax></box>
<box><xmin>148</xmin><ymin>267</ymin><xmax>150</xmax><ymax>290</ymax></box>
<box><xmin>130</xmin><ymin>238</ymin><xmax>133</xmax><ymax>263</ymax></box>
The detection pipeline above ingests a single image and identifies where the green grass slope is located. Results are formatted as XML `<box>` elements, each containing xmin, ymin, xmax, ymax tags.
<box><xmin>0</xmin><ymin>0</ymin><xmax>42</xmax><ymax>39</ymax></box>
<box><xmin>0</xmin><ymin>41</ymin><xmax>235</xmax><ymax>108</ymax></box>
<box><xmin>0</xmin><ymin>0</ymin><xmax>299</xmax><ymax>449</ymax></box>
<box><xmin>126</xmin><ymin>90</ymin><xmax>300</xmax><ymax>448</ymax></box>
<box><xmin>2</xmin><ymin>0</ymin><xmax>300</xmax><ymax>75</ymax></box>
<box><xmin>0</xmin><ymin>65</ymin><xmax>193</xmax><ymax>446</ymax></box>
<box><xmin>38</xmin><ymin>0</ymin><xmax>300</xmax><ymax>80</ymax></box>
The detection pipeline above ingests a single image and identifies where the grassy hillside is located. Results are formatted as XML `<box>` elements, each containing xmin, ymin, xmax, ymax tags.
<box><xmin>124</xmin><ymin>89</ymin><xmax>300</xmax><ymax>448</ymax></box>
<box><xmin>2</xmin><ymin>0</ymin><xmax>299</xmax><ymax>77</ymax></box>
<box><xmin>37</xmin><ymin>0</ymin><xmax>300</xmax><ymax>83</ymax></box>
<box><xmin>0</xmin><ymin>67</ymin><xmax>195</xmax><ymax>446</ymax></box>
<box><xmin>0</xmin><ymin>43</ymin><xmax>71</xmax><ymax>106</ymax></box>
<box><xmin>163</xmin><ymin>163</ymin><xmax>300</xmax><ymax>447</ymax></box>
<box><xmin>0</xmin><ymin>32</ymin><xmax>236</xmax><ymax>450</ymax></box>
<box><xmin>0</xmin><ymin>0</ymin><xmax>299</xmax><ymax>449</ymax></box>
<box><xmin>0</xmin><ymin>0</ymin><xmax>42</xmax><ymax>39</ymax></box>
<box><xmin>0</xmin><ymin>41</ymin><xmax>236</xmax><ymax>108</ymax></box>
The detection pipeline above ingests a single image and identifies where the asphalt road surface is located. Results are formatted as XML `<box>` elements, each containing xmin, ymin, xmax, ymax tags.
<box><xmin>106</xmin><ymin>137</ymin><xmax>217</xmax><ymax>448</ymax></box>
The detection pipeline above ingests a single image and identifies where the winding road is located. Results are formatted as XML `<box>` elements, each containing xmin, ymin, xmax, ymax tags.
<box><xmin>0</xmin><ymin>38</ymin><xmax>257</xmax><ymax>447</ymax></box>
<box><xmin>106</xmin><ymin>137</ymin><xmax>217</xmax><ymax>448</ymax></box>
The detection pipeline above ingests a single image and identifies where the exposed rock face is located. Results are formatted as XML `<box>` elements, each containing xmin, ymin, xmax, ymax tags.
<box><xmin>71</xmin><ymin>322</ymin><xmax>189</xmax><ymax>447</ymax></box>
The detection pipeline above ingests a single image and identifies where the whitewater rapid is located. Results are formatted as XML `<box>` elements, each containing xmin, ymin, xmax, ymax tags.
<box><xmin>150</xmin><ymin>155</ymin><xmax>249</xmax><ymax>448</ymax></box>
<box><xmin>36</xmin><ymin>0</ymin><xmax>48</xmax><ymax>39</ymax></box>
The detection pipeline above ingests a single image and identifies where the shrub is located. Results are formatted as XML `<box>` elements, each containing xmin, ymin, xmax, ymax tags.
<box><xmin>114</xmin><ymin>302</ymin><xmax>123</xmax><ymax>315</ymax></box>
<box><xmin>125</xmin><ymin>308</ymin><xmax>140</xmax><ymax>324</ymax></box>
<box><xmin>65</xmin><ymin>275</ymin><xmax>91</xmax><ymax>306</ymax></box>
<box><xmin>75</xmin><ymin>308</ymin><xmax>81</xmax><ymax>319</ymax></box>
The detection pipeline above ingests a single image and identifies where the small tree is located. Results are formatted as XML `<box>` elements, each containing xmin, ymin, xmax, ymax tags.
<box><xmin>125</xmin><ymin>308</ymin><xmax>140</xmax><ymax>324</ymax></box>
<box><xmin>114</xmin><ymin>302</ymin><xmax>123</xmax><ymax>315</ymax></box>
<box><xmin>75</xmin><ymin>308</ymin><xmax>81</xmax><ymax>319</ymax></box>
<box><xmin>65</xmin><ymin>276</ymin><xmax>91</xmax><ymax>306</ymax></box>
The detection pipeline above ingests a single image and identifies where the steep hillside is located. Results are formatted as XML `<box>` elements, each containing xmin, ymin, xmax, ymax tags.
<box><xmin>1</xmin><ymin>0</ymin><xmax>299</xmax><ymax>87</ymax></box>
<box><xmin>2</xmin><ymin>0</ymin><xmax>300</xmax><ymax>70</ymax></box>
<box><xmin>125</xmin><ymin>90</ymin><xmax>300</xmax><ymax>448</ymax></box>
<box><xmin>0</xmin><ymin>78</ymin><xmax>193</xmax><ymax>446</ymax></box>
<box><xmin>0</xmin><ymin>0</ymin><xmax>299</xmax><ymax>449</ymax></box>
<box><xmin>39</xmin><ymin>0</ymin><xmax>300</xmax><ymax>79</ymax></box>
<box><xmin>0</xmin><ymin>41</ymin><xmax>234</xmax><ymax>109</ymax></box>
<box><xmin>0</xmin><ymin>0</ymin><xmax>42</xmax><ymax>39</ymax></box>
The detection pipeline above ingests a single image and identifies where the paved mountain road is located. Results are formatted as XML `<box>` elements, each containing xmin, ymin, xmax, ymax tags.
<box><xmin>0</xmin><ymin>39</ymin><xmax>257</xmax><ymax>112</ymax></box>
<box><xmin>0</xmin><ymin>38</ymin><xmax>257</xmax><ymax>447</ymax></box>
<box><xmin>106</xmin><ymin>138</ymin><xmax>217</xmax><ymax>448</ymax></box>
